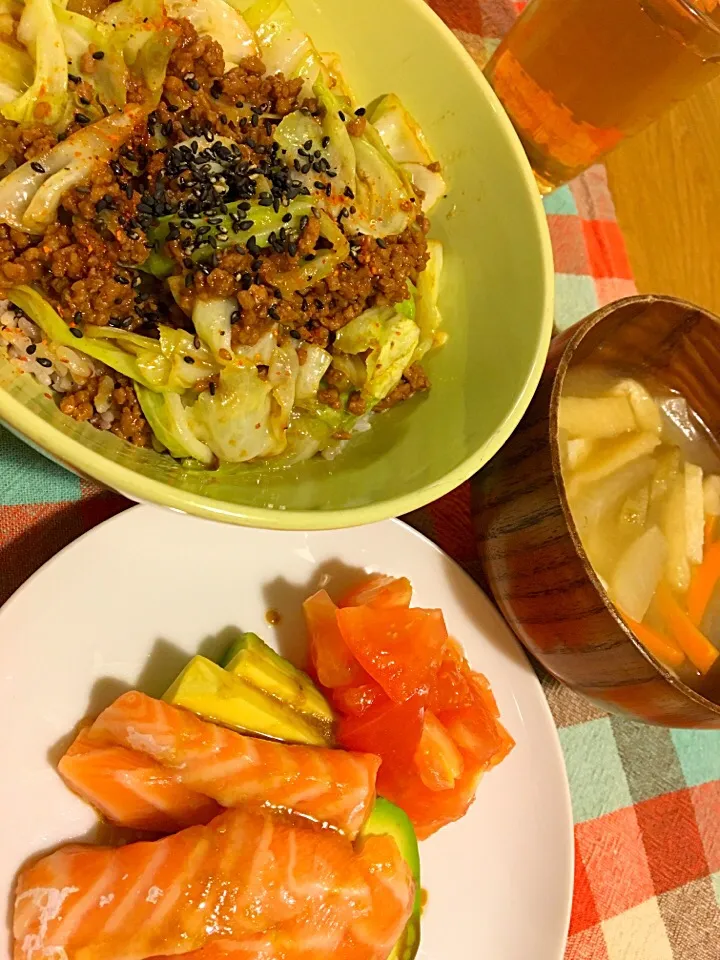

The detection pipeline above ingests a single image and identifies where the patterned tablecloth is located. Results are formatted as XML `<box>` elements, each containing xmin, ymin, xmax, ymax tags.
<box><xmin>1</xmin><ymin>1</ymin><xmax>719</xmax><ymax>958</ymax></box>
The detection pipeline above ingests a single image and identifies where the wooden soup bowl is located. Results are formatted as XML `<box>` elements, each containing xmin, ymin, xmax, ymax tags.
<box><xmin>473</xmin><ymin>295</ymin><xmax>720</xmax><ymax>727</ymax></box>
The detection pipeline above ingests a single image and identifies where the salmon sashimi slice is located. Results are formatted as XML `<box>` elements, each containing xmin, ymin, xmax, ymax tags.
<box><xmin>151</xmin><ymin>836</ymin><xmax>415</xmax><ymax>960</ymax></box>
<box><xmin>154</xmin><ymin>898</ymin><xmax>357</xmax><ymax>960</ymax></box>
<box><xmin>14</xmin><ymin>807</ymin><xmax>373</xmax><ymax>960</ymax></box>
<box><xmin>344</xmin><ymin>834</ymin><xmax>416</xmax><ymax>960</ymax></box>
<box><xmin>88</xmin><ymin>692</ymin><xmax>380</xmax><ymax>839</ymax></box>
<box><xmin>59</xmin><ymin>727</ymin><xmax>222</xmax><ymax>833</ymax></box>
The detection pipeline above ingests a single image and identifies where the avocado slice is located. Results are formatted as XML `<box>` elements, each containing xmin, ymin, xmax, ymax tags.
<box><xmin>362</xmin><ymin>798</ymin><xmax>421</xmax><ymax>960</ymax></box>
<box><xmin>163</xmin><ymin>655</ymin><xmax>332</xmax><ymax>746</ymax></box>
<box><xmin>222</xmin><ymin>632</ymin><xmax>335</xmax><ymax>728</ymax></box>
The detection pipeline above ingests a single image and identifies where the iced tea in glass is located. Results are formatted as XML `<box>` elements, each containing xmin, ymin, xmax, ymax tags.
<box><xmin>485</xmin><ymin>0</ymin><xmax>720</xmax><ymax>192</ymax></box>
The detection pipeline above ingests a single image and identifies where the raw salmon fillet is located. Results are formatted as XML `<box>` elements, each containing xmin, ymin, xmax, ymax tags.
<box><xmin>59</xmin><ymin>727</ymin><xmax>222</xmax><ymax>833</ymax></box>
<box><xmin>152</xmin><ymin>835</ymin><xmax>415</xmax><ymax>960</ymax></box>
<box><xmin>88</xmin><ymin>692</ymin><xmax>380</xmax><ymax>839</ymax></box>
<box><xmin>13</xmin><ymin>807</ymin><xmax>376</xmax><ymax>960</ymax></box>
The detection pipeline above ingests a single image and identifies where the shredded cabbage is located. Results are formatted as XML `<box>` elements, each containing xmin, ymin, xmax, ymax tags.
<box><xmin>0</xmin><ymin>0</ymin><xmax>21</xmax><ymax>36</ymax></box>
<box><xmin>2</xmin><ymin>0</ymin><xmax>68</xmax><ymax>125</ymax></box>
<box><xmin>136</xmin><ymin>386</ymin><xmax>215</xmax><ymax>463</ymax></box>
<box><xmin>56</xmin><ymin>6</ymin><xmax>128</xmax><ymax>112</ymax></box>
<box><xmin>295</xmin><ymin>344</ymin><xmax>331</xmax><ymax>401</ymax></box>
<box><xmin>365</xmin><ymin>314</ymin><xmax>419</xmax><ymax>402</ymax></box>
<box><xmin>98</xmin><ymin>0</ymin><xmax>175</xmax><ymax>101</ymax></box>
<box><xmin>351</xmin><ymin>136</ymin><xmax>413</xmax><ymax>238</ymax></box>
<box><xmin>413</xmin><ymin>238</ymin><xmax>444</xmax><ymax>362</ymax></box>
<box><xmin>312</xmin><ymin>77</ymin><xmax>356</xmax><ymax>192</ymax></box>
<box><xmin>370</xmin><ymin>94</ymin><xmax>446</xmax><ymax>213</ymax></box>
<box><xmin>333</xmin><ymin>307</ymin><xmax>391</xmax><ymax>355</ymax></box>
<box><xmin>192</xmin><ymin>299</ymin><xmax>235</xmax><ymax>361</ymax></box>
<box><xmin>189</xmin><ymin>365</ymin><xmax>278</xmax><ymax>462</ymax></box>
<box><xmin>333</xmin><ymin>306</ymin><xmax>419</xmax><ymax>403</ymax></box>
<box><xmin>244</xmin><ymin>0</ymin><xmax>320</xmax><ymax>85</ymax></box>
<box><xmin>0</xmin><ymin>107</ymin><xmax>142</xmax><ymax>233</ymax></box>
<box><xmin>145</xmin><ymin>196</ymin><xmax>315</xmax><ymax>278</ymax></box>
<box><xmin>165</xmin><ymin>0</ymin><xmax>257</xmax><ymax>69</ymax></box>
<box><xmin>6</xmin><ymin>285</ymin><xmax>173</xmax><ymax>389</ymax></box>
<box><xmin>127</xmin><ymin>29</ymin><xmax>177</xmax><ymax>105</ymax></box>
<box><xmin>272</xmin><ymin>211</ymin><xmax>349</xmax><ymax>297</ymax></box>
<box><xmin>268</xmin><ymin>340</ymin><xmax>299</xmax><ymax>445</ymax></box>
<box><xmin>0</xmin><ymin>41</ymin><xmax>33</xmax><ymax>106</ymax></box>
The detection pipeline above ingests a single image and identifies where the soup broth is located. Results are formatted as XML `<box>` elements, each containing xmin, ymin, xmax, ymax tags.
<box><xmin>559</xmin><ymin>364</ymin><xmax>720</xmax><ymax>702</ymax></box>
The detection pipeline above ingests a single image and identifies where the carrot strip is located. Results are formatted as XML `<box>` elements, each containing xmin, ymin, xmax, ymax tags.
<box><xmin>656</xmin><ymin>582</ymin><xmax>720</xmax><ymax>675</ymax></box>
<box><xmin>704</xmin><ymin>515</ymin><xmax>716</xmax><ymax>547</ymax></box>
<box><xmin>687</xmin><ymin>540</ymin><xmax>720</xmax><ymax>626</ymax></box>
<box><xmin>619</xmin><ymin>611</ymin><xmax>685</xmax><ymax>669</ymax></box>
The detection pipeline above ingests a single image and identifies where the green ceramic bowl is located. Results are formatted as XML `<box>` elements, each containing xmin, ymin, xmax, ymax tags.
<box><xmin>0</xmin><ymin>0</ymin><xmax>553</xmax><ymax>530</ymax></box>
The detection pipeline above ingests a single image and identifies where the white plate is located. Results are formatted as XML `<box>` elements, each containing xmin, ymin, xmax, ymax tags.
<box><xmin>0</xmin><ymin>507</ymin><xmax>573</xmax><ymax>960</ymax></box>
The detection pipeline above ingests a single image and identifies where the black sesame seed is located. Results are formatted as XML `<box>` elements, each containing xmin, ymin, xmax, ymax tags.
<box><xmin>238</xmin><ymin>219</ymin><xmax>254</xmax><ymax>230</ymax></box>
<box><xmin>209</xmin><ymin>381</ymin><xmax>216</xmax><ymax>396</ymax></box>
<box><xmin>68</xmin><ymin>74</ymin><xmax>80</xmax><ymax>84</ymax></box>
<box><xmin>282</xmin><ymin>213</ymin><xmax>292</xmax><ymax>223</ymax></box>
<box><xmin>167</xmin><ymin>103</ymin><xmax>179</xmax><ymax>112</ymax></box>
<box><xmin>322</xmin><ymin>136</ymin><xmax>331</xmax><ymax>148</ymax></box>
<box><xmin>290</xmin><ymin>328</ymin><xmax>301</xmax><ymax>338</ymax></box>
<box><xmin>184</xmin><ymin>272</ymin><xmax>194</xmax><ymax>287</ymax></box>
<box><xmin>92</xmin><ymin>50</ymin><xmax>105</xmax><ymax>60</ymax></box>
<box><xmin>251</xmin><ymin>113</ymin><xmax>259</xmax><ymax>127</ymax></box>
<box><xmin>338</xmin><ymin>111</ymin><xmax>346</xmax><ymax>121</ymax></box>
<box><xmin>30</xmin><ymin>161</ymin><xmax>45</xmax><ymax>174</ymax></box>
<box><xmin>79</xmin><ymin>96</ymin><xmax>91</xmax><ymax>106</ymax></box>
<box><xmin>70</xmin><ymin>326</ymin><xmax>83</xmax><ymax>339</ymax></box>
<box><xmin>303</xmin><ymin>139</ymin><xmax>313</xmax><ymax>151</ymax></box>
<box><xmin>377</xmin><ymin>237</ymin><xmax>388</xmax><ymax>248</ymax></box>
<box><xmin>287</xmin><ymin>241</ymin><xmax>298</xmax><ymax>256</ymax></box>
<box><xmin>186</xmin><ymin>77</ymin><xmax>200</xmax><ymax>91</ymax></box>
<box><xmin>26</xmin><ymin>344</ymin><xmax>36</xmax><ymax>355</ymax></box>
<box><xmin>354</xmin><ymin>107</ymin><xmax>366</xmax><ymax>116</ymax></box>
<box><xmin>37</xmin><ymin>356</ymin><xmax>52</xmax><ymax>368</ymax></box>
<box><xmin>74</xmin><ymin>113</ymin><xmax>90</xmax><ymax>125</ymax></box>
<box><xmin>230</xmin><ymin>310</ymin><xmax>240</xmax><ymax>322</ymax></box>
<box><xmin>344</xmin><ymin>186</ymin><xmax>355</xmax><ymax>200</ymax></box>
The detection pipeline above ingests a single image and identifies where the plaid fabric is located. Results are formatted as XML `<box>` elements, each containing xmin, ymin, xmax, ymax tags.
<box><xmin>1</xmin><ymin>2</ymin><xmax>719</xmax><ymax>958</ymax></box>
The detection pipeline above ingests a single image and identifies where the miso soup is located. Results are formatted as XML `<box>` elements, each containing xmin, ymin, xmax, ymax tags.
<box><xmin>559</xmin><ymin>365</ymin><xmax>720</xmax><ymax>701</ymax></box>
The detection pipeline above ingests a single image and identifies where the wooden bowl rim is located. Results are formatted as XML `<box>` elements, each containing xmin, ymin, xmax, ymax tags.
<box><xmin>548</xmin><ymin>293</ymin><xmax>720</xmax><ymax>717</ymax></box>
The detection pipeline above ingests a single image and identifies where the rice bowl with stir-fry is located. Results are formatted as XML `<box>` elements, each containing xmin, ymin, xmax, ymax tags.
<box><xmin>0</xmin><ymin>0</ymin><xmax>446</xmax><ymax>466</ymax></box>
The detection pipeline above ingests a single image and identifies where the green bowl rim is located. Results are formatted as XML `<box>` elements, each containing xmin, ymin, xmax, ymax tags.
<box><xmin>0</xmin><ymin>0</ymin><xmax>554</xmax><ymax>530</ymax></box>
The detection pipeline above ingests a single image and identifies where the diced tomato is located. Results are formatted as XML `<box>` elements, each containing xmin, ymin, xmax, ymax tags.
<box><xmin>438</xmin><ymin>671</ymin><xmax>515</xmax><ymax>771</ymax></box>
<box><xmin>378</xmin><ymin>751</ymin><xmax>485</xmax><ymax>839</ymax></box>
<box><xmin>336</xmin><ymin>606</ymin><xmax>447</xmax><ymax>703</ymax></box>
<box><xmin>427</xmin><ymin>642</ymin><xmax>474</xmax><ymax>712</ymax></box>
<box><xmin>337</xmin><ymin>696</ymin><xmax>425</xmax><ymax>769</ymax></box>
<box><xmin>303</xmin><ymin>590</ymin><xmax>366</xmax><ymax>689</ymax></box>
<box><xmin>339</xmin><ymin>574</ymin><xmax>413</xmax><ymax>609</ymax></box>
<box><xmin>414</xmin><ymin>710</ymin><xmax>464</xmax><ymax>791</ymax></box>
<box><xmin>331</xmin><ymin>679</ymin><xmax>389</xmax><ymax>717</ymax></box>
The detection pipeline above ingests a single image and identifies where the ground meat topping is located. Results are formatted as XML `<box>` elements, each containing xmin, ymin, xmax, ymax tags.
<box><xmin>0</xmin><ymin>15</ymin><xmax>434</xmax><ymax>454</ymax></box>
